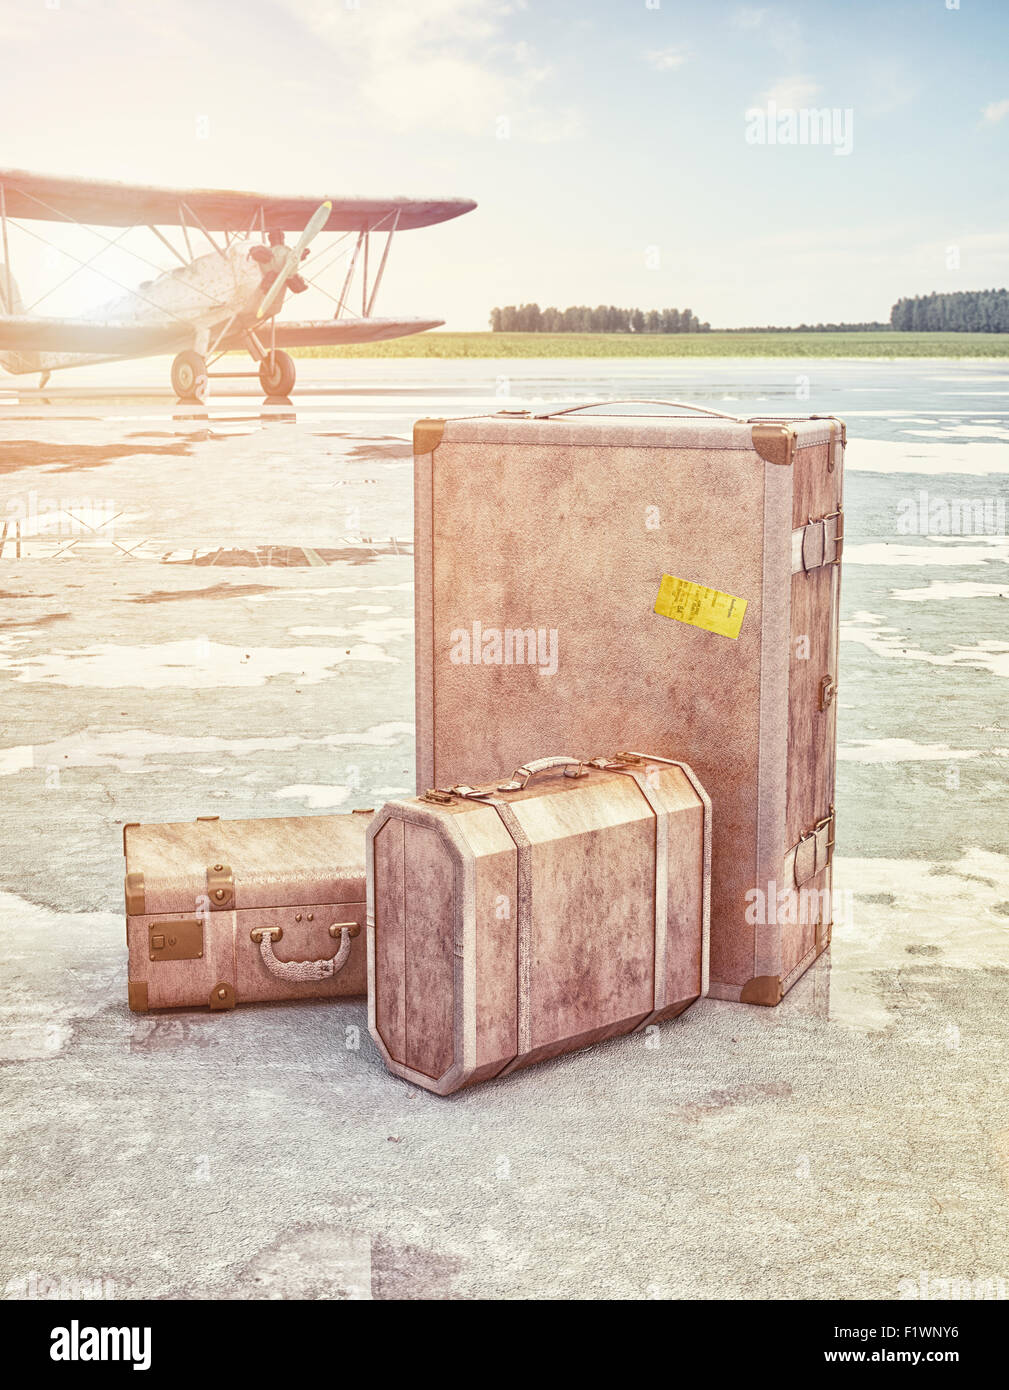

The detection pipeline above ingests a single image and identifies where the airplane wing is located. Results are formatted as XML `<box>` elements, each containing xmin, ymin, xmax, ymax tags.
<box><xmin>0</xmin><ymin>169</ymin><xmax>476</xmax><ymax>233</ymax></box>
<box><xmin>236</xmin><ymin>317</ymin><xmax>445</xmax><ymax>348</ymax></box>
<box><xmin>0</xmin><ymin>316</ymin><xmax>189</xmax><ymax>353</ymax></box>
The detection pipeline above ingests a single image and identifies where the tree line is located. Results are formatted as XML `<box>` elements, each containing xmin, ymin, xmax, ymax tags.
<box><xmin>490</xmin><ymin>304</ymin><xmax>711</xmax><ymax>333</ymax></box>
<box><xmin>726</xmin><ymin>321</ymin><xmax>887</xmax><ymax>332</ymax></box>
<box><xmin>489</xmin><ymin>290</ymin><xmax>1009</xmax><ymax>334</ymax></box>
<box><xmin>890</xmin><ymin>289</ymin><xmax>1009</xmax><ymax>332</ymax></box>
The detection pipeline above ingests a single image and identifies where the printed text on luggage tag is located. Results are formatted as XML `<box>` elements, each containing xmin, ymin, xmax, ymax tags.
<box><xmin>653</xmin><ymin>574</ymin><xmax>748</xmax><ymax>640</ymax></box>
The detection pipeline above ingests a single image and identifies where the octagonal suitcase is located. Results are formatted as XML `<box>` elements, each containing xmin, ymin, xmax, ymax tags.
<box><xmin>367</xmin><ymin>753</ymin><xmax>711</xmax><ymax>1095</ymax></box>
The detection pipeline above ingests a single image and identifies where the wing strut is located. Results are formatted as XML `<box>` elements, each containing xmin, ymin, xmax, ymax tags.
<box><xmin>147</xmin><ymin>224</ymin><xmax>189</xmax><ymax>267</ymax></box>
<box><xmin>179</xmin><ymin>201</ymin><xmax>224</xmax><ymax>256</ymax></box>
<box><xmin>366</xmin><ymin>211</ymin><xmax>399</xmax><ymax>316</ymax></box>
<box><xmin>0</xmin><ymin>185</ymin><xmax>13</xmax><ymax>311</ymax></box>
<box><xmin>336</xmin><ymin>231</ymin><xmax>365</xmax><ymax>318</ymax></box>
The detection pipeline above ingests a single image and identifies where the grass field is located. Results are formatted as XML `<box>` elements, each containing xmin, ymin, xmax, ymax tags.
<box><xmin>293</xmin><ymin>330</ymin><xmax>1009</xmax><ymax>360</ymax></box>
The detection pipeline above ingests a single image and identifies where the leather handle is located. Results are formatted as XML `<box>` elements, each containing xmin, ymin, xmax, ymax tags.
<box><xmin>532</xmin><ymin>399</ymin><xmax>742</xmax><ymax>421</ymax></box>
<box><xmin>251</xmin><ymin>924</ymin><xmax>357</xmax><ymax>982</ymax></box>
<box><xmin>503</xmin><ymin>756</ymin><xmax>587</xmax><ymax>790</ymax></box>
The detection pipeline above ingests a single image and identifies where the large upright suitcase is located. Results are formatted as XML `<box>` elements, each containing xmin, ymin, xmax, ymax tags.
<box><xmin>413</xmin><ymin>401</ymin><xmax>844</xmax><ymax>1005</ymax></box>
<box><xmin>367</xmin><ymin>753</ymin><xmax>710</xmax><ymax>1094</ymax></box>
<box><xmin>124</xmin><ymin>811</ymin><xmax>373</xmax><ymax>1012</ymax></box>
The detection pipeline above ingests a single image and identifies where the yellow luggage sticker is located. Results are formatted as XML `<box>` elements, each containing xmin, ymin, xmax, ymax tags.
<box><xmin>654</xmin><ymin>574</ymin><xmax>748</xmax><ymax>640</ymax></box>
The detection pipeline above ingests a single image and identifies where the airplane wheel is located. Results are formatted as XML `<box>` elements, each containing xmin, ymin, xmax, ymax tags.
<box><xmin>171</xmin><ymin>350</ymin><xmax>208</xmax><ymax>401</ymax></box>
<box><xmin>259</xmin><ymin>349</ymin><xmax>296</xmax><ymax>397</ymax></box>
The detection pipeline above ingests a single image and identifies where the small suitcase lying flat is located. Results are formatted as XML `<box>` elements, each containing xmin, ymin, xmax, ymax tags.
<box><xmin>367</xmin><ymin>753</ymin><xmax>711</xmax><ymax>1095</ymax></box>
<box><xmin>413</xmin><ymin>401</ymin><xmax>844</xmax><ymax>1005</ymax></box>
<box><xmin>124</xmin><ymin>811</ymin><xmax>373</xmax><ymax>1012</ymax></box>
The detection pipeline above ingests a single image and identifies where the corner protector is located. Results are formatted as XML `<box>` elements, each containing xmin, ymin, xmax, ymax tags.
<box><xmin>751</xmin><ymin>422</ymin><xmax>795</xmax><ymax>467</ymax></box>
<box><xmin>122</xmin><ymin>821</ymin><xmax>140</xmax><ymax>858</ymax></box>
<box><xmin>127</xmin><ymin>980</ymin><xmax>149</xmax><ymax>1013</ymax></box>
<box><xmin>740</xmin><ymin>974</ymin><xmax>784</xmax><ymax>1007</ymax></box>
<box><xmin>209</xmin><ymin>982</ymin><xmax>236</xmax><ymax>1011</ymax></box>
<box><xmin>124</xmin><ymin>871</ymin><xmax>145</xmax><ymax>916</ymax></box>
<box><xmin>413</xmin><ymin>417</ymin><xmax>445</xmax><ymax>455</ymax></box>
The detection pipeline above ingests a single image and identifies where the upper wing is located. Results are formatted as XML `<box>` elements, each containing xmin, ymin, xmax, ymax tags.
<box><xmin>238</xmin><ymin>317</ymin><xmax>445</xmax><ymax>348</ymax></box>
<box><xmin>0</xmin><ymin>316</ymin><xmax>189</xmax><ymax>354</ymax></box>
<box><xmin>0</xmin><ymin>169</ymin><xmax>476</xmax><ymax>232</ymax></box>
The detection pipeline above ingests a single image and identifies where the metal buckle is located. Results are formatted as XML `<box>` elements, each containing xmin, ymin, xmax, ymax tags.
<box><xmin>422</xmin><ymin>788</ymin><xmax>455</xmax><ymax>804</ymax></box>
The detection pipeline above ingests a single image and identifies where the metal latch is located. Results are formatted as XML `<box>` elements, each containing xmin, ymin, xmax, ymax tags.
<box><xmin>206</xmin><ymin>862</ymin><xmax>234</xmax><ymax>909</ymax></box>
<box><xmin>422</xmin><ymin>788</ymin><xmax>455</xmax><ymax>804</ymax></box>
<box><xmin>819</xmin><ymin>674</ymin><xmax>837</xmax><ymax>712</ymax></box>
<box><xmin>149</xmin><ymin>918</ymin><xmax>204</xmax><ymax>962</ymax></box>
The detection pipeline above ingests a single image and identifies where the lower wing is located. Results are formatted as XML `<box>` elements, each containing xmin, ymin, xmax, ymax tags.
<box><xmin>235</xmin><ymin>317</ymin><xmax>444</xmax><ymax>348</ymax></box>
<box><xmin>0</xmin><ymin>315</ymin><xmax>190</xmax><ymax>354</ymax></box>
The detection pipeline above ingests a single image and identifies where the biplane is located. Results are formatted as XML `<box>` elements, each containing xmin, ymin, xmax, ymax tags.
<box><xmin>0</xmin><ymin>169</ymin><xmax>475</xmax><ymax>398</ymax></box>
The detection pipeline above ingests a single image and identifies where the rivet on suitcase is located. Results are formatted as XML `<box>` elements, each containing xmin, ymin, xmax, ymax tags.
<box><xmin>123</xmin><ymin>811</ymin><xmax>373</xmax><ymax>1012</ymax></box>
<box><xmin>367</xmin><ymin>753</ymin><xmax>711</xmax><ymax>1095</ymax></box>
<box><xmin>413</xmin><ymin>400</ymin><xmax>844</xmax><ymax>1005</ymax></box>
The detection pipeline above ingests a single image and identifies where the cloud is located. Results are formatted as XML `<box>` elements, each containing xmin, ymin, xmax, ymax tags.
<box><xmin>732</xmin><ymin>6</ymin><xmax>769</xmax><ymax>29</ymax></box>
<box><xmin>982</xmin><ymin>98</ymin><xmax>1009</xmax><ymax>124</ymax></box>
<box><xmin>277</xmin><ymin>0</ymin><xmax>578</xmax><ymax>141</ymax></box>
<box><xmin>760</xmin><ymin>76</ymin><xmax>821</xmax><ymax>108</ymax></box>
<box><xmin>732</xmin><ymin>4</ymin><xmax>803</xmax><ymax>53</ymax></box>
<box><xmin>645</xmin><ymin>47</ymin><xmax>688</xmax><ymax>72</ymax></box>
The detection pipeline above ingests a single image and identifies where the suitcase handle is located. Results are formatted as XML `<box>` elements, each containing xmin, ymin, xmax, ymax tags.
<box><xmin>251</xmin><ymin>922</ymin><xmax>359</xmax><ymax>983</ymax></box>
<box><xmin>501</xmin><ymin>756</ymin><xmax>587</xmax><ymax>791</ymax></box>
<box><xmin>532</xmin><ymin>399</ymin><xmax>742</xmax><ymax>421</ymax></box>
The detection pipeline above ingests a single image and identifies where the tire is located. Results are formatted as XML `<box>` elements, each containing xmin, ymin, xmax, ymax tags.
<box><xmin>258</xmin><ymin>349</ymin><xmax>296</xmax><ymax>397</ymax></box>
<box><xmin>171</xmin><ymin>350</ymin><xmax>208</xmax><ymax>402</ymax></box>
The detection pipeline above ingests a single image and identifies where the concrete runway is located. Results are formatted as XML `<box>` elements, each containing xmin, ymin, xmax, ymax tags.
<box><xmin>1</xmin><ymin>356</ymin><xmax>1008</xmax><ymax>1300</ymax></box>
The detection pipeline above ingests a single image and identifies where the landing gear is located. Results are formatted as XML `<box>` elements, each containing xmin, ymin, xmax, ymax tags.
<box><xmin>258</xmin><ymin>349</ymin><xmax>296</xmax><ymax>397</ymax></box>
<box><xmin>171</xmin><ymin>350</ymin><xmax>208</xmax><ymax>401</ymax></box>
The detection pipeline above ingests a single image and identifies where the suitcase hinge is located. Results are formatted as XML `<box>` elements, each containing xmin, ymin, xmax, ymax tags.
<box><xmin>124</xmin><ymin>872</ymin><xmax>145</xmax><ymax>916</ymax></box>
<box><xmin>818</xmin><ymin>674</ymin><xmax>838</xmax><ymax>712</ymax></box>
<box><xmin>206</xmin><ymin>862</ymin><xmax>234</xmax><ymax>909</ymax></box>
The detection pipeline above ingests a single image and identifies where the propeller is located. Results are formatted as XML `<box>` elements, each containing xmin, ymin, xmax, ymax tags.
<box><xmin>255</xmin><ymin>199</ymin><xmax>332</xmax><ymax>321</ymax></box>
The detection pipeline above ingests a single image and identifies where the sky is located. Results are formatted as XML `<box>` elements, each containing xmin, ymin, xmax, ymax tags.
<box><xmin>0</xmin><ymin>0</ymin><xmax>1007</xmax><ymax>329</ymax></box>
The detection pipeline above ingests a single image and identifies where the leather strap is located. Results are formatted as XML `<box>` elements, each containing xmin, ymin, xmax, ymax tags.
<box><xmin>792</xmin><ymin>509</ymin><xmax>843</xmax><ymax>574</ymax></box>
<box><xmin>791</xmin><ymin>812</ymin><xmax>835</xmax><ymax>888</ymax></box>
<box><xmin>599</xmin><ymin>762</ymin><xmax>670</xmax><ymax>1018</ymax></box>
<box><xmin>482</xmin><ymin>796</ymin><xmax>534</xmax><ymax>1057</ymax></box>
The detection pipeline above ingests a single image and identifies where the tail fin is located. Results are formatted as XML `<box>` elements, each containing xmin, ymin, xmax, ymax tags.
<box><xmin>0</xmin><ymin>265</ymin><xmax>41</xmax><ymax>374</ymax></box>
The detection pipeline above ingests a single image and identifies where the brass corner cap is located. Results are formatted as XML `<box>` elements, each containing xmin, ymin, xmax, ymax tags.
<box><xmin>127</xmin><ymin>980</ymin><xmax>149</xmax><ymax>1013</ymax></box>
<box><xmin>751</xmin><ymin>422</ymin><xmax>796</xmax><ymax>466</ymax></box>
<box><xmin>413</xmin><ymin>417</ymin><xmax>446</xmax><ymax>455</ymax></box>
<box><xmin>122</xmin><ymin>821</ymin><xmax>140</xmax><ymax>858</ymax></box>
<box><xmin>124</xmin><ymin>871</ymin><xmax>145</xmax><ymax>917</ymax></box>
<box><xmin>740</xmin><ymin>974</ymin><xmax>784</xmax><ymax>1007</ymax></box>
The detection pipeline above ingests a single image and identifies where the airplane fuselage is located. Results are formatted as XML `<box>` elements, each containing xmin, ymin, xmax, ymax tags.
<box><xmin>14</xmin><ymin>241</ymin><xmax>266</xmax><ymax>373</ymax></box>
